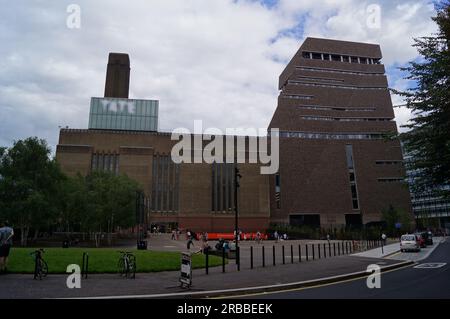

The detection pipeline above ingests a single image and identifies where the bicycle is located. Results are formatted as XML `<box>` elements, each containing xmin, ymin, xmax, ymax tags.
<box><xmin>117</xmin><ymin>251</ymin><xmax>136</xmax><ymax>279</ymax></box>
<box><xmin>30</xmin><ymin>249</ymin><xmax>48</xmax><ymax>280</ymax></box>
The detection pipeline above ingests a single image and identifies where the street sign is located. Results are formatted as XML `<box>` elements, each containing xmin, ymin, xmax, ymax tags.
<box><xmin>395</xmin><ymin>223</ymin><xmax>402</xmax><ymax>229</ymax></box>
<box><xmin>180</xmin><ymin>252</ymin><xmax>192</xmax><ymax>288</ymax></box>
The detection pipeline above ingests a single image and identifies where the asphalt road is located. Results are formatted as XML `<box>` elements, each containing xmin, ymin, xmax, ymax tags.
<box><xmin>244</xmin><ymin>237</ymin><xmax>450</xmax><ymax>299</ymax></box>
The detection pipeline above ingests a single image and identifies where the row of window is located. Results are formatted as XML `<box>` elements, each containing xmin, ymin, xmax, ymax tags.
<box><xmin>279</xmin><ymin>131</ymin><xmax>384</xmax><ymax>140</ymax></box>
<box><xmin>281</xmin><ymin>94</ymin><xmax>314</xmax><ymax>100</ymax></box>
<box><xmin>300</xmin><ymin>116</ymin><xmax>392</xmax><ymax>122</ymax></box>
<box><xmin>89</xmin><ymin>113</ymin><xmax>158</xmax><ymax>132</ymax></box>
<box><xmin>91</xmin><ymin>153</ymin><xmax>119</xmax><ymax>175</ymax></box>
<box><xmin>302</xmin><ymin>51</ymin><xmax>382</xmax><ymax>65</ymax></box>
<box><xmin>296</xmin><ymin>66</ymin><xmax>384</xmax><ymax>76</ymax></box>
<box><xmin>211</xmin><ymin>163</ymin><xmax>235</xmax><ymax>212</ymax></box>
<box><xmin>414</xmin><ymin>207</ymin><xmax>450</xmax><ymax>216</ymax></box>
<box><xmin>295</xmin><ymin>104</ymin><xmax>376</xmax><ymax>112</ymax></box>
<box><xmin>151</xmin><ymin>155</ymin><xmax>180</xmax><ymax>212</ymax></box>
<box><xmin>288</xmin><ymin>80</ymin><xmax>387</xmax><ymax>90</ymax></box>
<box><xmin>375</xmin><ymin>160</ymin><xmax>403</xmax><ymax>165</ymax></box>
<box><xmin>377</xmin><ymin>178</ymin><xmax>405</xmax><ymax>183</ymax></box>
<box><xmin>296</xmin><ymin>75</ymin><xmax>344</xmax><ymax>83</ymax></box>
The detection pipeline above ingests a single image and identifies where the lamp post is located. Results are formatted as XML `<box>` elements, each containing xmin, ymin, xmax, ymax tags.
<box><xmin>234</xmin><ymin>166</ymin><xmax>242</xmax><ymax>271</ymax></box>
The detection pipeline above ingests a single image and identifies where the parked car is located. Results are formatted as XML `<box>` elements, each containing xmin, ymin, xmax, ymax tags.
<box><xmin>400</xmin><ymin>234</ymin><xmax>421</xmax><ymax>252</ymax></box>
<box><xmin>414</xmin><ymin>233</ymin><xmax>426</xmax><ymax>248</ymax></box>
<box><xmin>421</xmin><ymin>231</ymin><xmax>433</xmax><ymax>245</ymax></box>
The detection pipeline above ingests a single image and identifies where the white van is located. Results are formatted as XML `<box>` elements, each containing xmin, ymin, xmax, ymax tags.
<box><xmin>400</xmin><ymin>234</ymin><xmax>420</xmax><ymax>252</ymax></box>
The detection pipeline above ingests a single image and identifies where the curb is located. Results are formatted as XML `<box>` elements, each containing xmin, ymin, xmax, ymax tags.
<box><xmin>77</xmin><ymin>260</ymin><xmax>414</xmax><ymax>299</ymax></box>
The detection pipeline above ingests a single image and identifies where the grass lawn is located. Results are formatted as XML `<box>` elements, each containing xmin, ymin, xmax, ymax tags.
<box><xmin>7</xmin><ymin>248</ymin><xmax>224</xmax><ymax>274</ymax></box>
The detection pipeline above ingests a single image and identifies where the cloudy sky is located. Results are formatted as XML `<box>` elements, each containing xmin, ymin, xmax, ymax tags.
<box><xmin>0</xmin><ymin>0</ymin><xmax>439</xmax><ymax>152</ymax></box>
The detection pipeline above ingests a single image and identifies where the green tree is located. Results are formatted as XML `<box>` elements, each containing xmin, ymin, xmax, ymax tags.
<box><xmin>392</xmin><ymin>2</ymin><xmax>450</xmax><ymax>196</ymax></box>
<box><xmin>63</xmin><ymin>171</ymin><xmax>140</xmax><ymax>247</ymax></box>
<box><xmin>0</xmin><ymin>137</ymin><xmax>66</xmax><ymax>245</ymax></box>
<box><xmin>382</xmin><ymin>204</ymin><xmax>414</xmax><ymax>236</ymax></box>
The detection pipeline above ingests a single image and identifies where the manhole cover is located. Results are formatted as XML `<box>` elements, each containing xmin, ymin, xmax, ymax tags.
<box><xmin>414</xmin><ymin>263</ymin><xmax>446</xmax><ymax>269</ymax></box>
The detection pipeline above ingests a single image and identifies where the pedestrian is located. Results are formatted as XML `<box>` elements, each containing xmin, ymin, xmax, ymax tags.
<box><xmin>171</xmin><ymin>229</ymin><xmax>176</xmax><ymax>240</ymax></box>
<box><xmin>326</xmin><ymin>233</ymin><xmax>330</xmax><ymax>243</ymax></box>
<box><xmin>256</xmin><ymin>231</ymin><xmax>261</xmax><ymax>244</ymax></box>
<box><xmin>187</xmin><ymin>236</ymin><xmax>194</xmax><ymax>250</ymax></box>
<box><xmin>274</xmin><ymin>231</ymin><xmax>278</xmax><ymax>243</ymax></box>
<box><xmin>0</xmin><ymin>221</ymin><xmax>14</xmax><ymax>274</ymax></box>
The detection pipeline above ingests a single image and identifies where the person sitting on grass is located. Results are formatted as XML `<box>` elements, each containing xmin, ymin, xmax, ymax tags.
<box><xmin>0</xmin><ymin>221</ymin><xmax>14</xmax><ymax>274</ymax></box>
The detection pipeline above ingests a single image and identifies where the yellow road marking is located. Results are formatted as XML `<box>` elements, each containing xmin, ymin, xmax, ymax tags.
<box><xmin>386</xmin><ymin>251</ymin><xmax>401</xmax><ymax>258</ymax></box>
<box><xmin>211</xmin><ymin>263</ymin><xmax>414</xmax><ymax>299</ymax></box>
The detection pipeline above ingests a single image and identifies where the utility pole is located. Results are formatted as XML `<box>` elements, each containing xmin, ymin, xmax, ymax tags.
<box><xmin>234</xmin><ymin>166</ymin><xmax>242</xmax><ymax>271</ymax></box>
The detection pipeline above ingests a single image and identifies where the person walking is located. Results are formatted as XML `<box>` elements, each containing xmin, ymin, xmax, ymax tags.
<box><xmin>256</xmin><ymin>231</ymin><xmax>261</xmax><ymax>244</ymax></box>
<box><xmin>187</xmin><ymin>231</ymin><xmax>194</xmax><ymax>250</ymax></box>
<box><xmin>0</xmin><ymin>221</ymin><xmax>14</xmax><ymax>274</ymax></box>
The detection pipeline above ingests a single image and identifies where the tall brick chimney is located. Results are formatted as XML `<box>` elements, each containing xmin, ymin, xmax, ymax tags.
<box><xmin>104</xmin><ymin>53</ymin><xmax>130</xmax><ymax>98</ymax></box>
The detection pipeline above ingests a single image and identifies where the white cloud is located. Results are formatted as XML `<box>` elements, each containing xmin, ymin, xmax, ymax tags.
<box><xmin>0</xmin><ymin>0</ymin><xmax>438</xmax><ymax>151</ymax></box>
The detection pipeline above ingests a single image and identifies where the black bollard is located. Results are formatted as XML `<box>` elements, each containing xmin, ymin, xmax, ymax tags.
<box><xmin>333</xmin><ymin>243</ymin><xmax>336</xmax><ymax>257</ymax></box>
<box><xmin>282</xmin><ymin>246</ymin><xmax>285</xmax><ymax>265</ymax></box>
<box><xmin>306</xmin><ymin>244</ymin><xmax>309</xmax><ymax>261</ymax></box>
<box><xmin>262</xmin><ymin>246</ymin><xmax>265</xmax><ymax>268</ymax></box>
<box><xmin>299</xmin><ymin>245</ymin><xmax>302</xmax><ymax>262</ymax></box>
<box><xmin>273</xmin><ymin>245</ymin><xmax>276</xmax><ymax>266</ymax></box>
<box><xmin>205</xmin><ymin>248</ymin><xmax>209</xmax><ymax>275</ymax></box>
<box><xmin>323</xmin><ymin>243</ymin><xmax>326</xmax><ymax>258</ymax></box>
<box><xmin>237</xmin><ymin>246</ymin><xmax>240</xmax><ymax>271</ymax></box>
<box><xmin>291</xmin><ymin>245</ymin><xmax>294</xmax><ymax>264</ymax></box>
<box><xmin>312</xmin><ymin>244</ymin><xmax>315</xmax><ymax>260</ymax></box>
<box><xmin>222</xmin><ymin>247</ymin><xmax>225</xmax><ymax>273</ymax></box>
<box><xmin>250</xmin><ymin>246</ymin><xmax>254</xmax><ymax>269</ymax></box>
<box><xmin>318</xmin><ymin>244</ymin><xmax>321</xmax><ymax>259</ymax></box>
<box><xmin>329</xmin><ymin>242</ymin><xmax>331</xmax><ymax>257</ymax></box>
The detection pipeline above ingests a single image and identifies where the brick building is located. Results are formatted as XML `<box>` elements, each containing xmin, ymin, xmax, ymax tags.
<box><xmin>56</xmin><ymin>38</ymin><xmax>412</xmax><ymax>232</ymax></box>
<box><xmin>269</xmin><ymin>38</ymin><xmax>412</xmax><ymax>228</ymax></box>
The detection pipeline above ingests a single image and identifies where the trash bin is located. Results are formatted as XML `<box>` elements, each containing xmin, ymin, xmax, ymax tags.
<box><xmin>137</xmin><ymin>240</ymin><xmax>147</xmax><ymax>250</ymax></box>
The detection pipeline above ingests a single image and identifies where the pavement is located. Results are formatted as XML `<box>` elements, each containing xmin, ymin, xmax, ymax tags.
<box><xmin>351</xmin><ymin>242</ymin><xmax>400</xmax><ymax>258</ymax></box>
<box><xmin>0</xmin><ymin>239</ymin><xmax>405</xmax><ymax>299</ymax></box>
<box><xmin>2</xmin><ymin>236</ymin><xmax>442</xmax><ymax>299</ymax></box>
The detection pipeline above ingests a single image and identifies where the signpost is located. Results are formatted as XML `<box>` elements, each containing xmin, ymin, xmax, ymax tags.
<box><xmin>180</xmin><ymin>252</ymin><xmax>192</xmax><ymax>288</ymax></box>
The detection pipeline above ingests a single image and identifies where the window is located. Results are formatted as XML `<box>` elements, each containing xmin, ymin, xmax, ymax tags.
<box><xmin>312</xmin><ymin>53</ymin><xmax>322</xmax><ymax>60</ymax></box>
<box><xmin>296</xmin><ymin>66</ymin><xmax>384</xmax><ymax>76</ymax></box>
<box><xmin>377</xmin><ymin>178</ymin><xmax>404</xmax><ymax>183</ymax></box>
<box><xmin>351</xmin><ymin>56</ymin><xmax>359</xmax><ymax>63</ymax></box>
<box><xmin>346</xmin><ymin>145</ymin><xmax>360</xmax><ymax>210</ymax></box>
<box><xmin>275</xmin><ymin>172</ymin><xmax>281</xmax><ymax>209</ymax></box>
<box><xmin>212</xmin><ymin>163</ymin><xmax>235</xmax><ymax>212</ymax></box>
<box><xmin>279</xmin><ymin>131</ymin><xmax>384</xmax><ymax>140</ymax></box>
<box><xmin>91</xmin><ymin>152</ymin><xmax>119</xmax><ymax>175</ymax></box>
<box><xmin>331</xmin><ymin>54</ymin><xmax>341</xmax><ymax>62</ymax></box>
<box><xmin>302</xmin><ymin>52</ymin><xmax>310</xmax><ymax>59</ymax></box>
<box><xmin>345</xmin><ymin>145</ymin><xmax>354</xmax><ymax>169</ymax></box>
<box><xmin>360</xmin><ymin>57</ymin><xmax>367</xmax><ymax>64</ymax></box>
<box><xmin>151</xmin><ymin>154</ymin><xmax>179</xmax><ymax>212</ymax></box>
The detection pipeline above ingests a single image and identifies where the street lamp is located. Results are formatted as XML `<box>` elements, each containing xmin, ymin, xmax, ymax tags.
<box><xmin>234</xmin><ymin>166</ymin><xmax>242</xmax><ymax>271</ymax></box>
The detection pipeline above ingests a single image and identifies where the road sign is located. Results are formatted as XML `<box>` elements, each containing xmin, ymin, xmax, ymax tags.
<box><xmin>180</xmin><ymin>252</ymin><xmax>192</xmax><ymax>288</ymax></box>
<box><xmin>395</xmin><ymin>223</ymin><xmax>402</xmax><ymax>229</ymax></box>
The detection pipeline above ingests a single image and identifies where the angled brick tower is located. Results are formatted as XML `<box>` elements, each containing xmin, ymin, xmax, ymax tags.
<box><xmin>269</xmin><ymin>37</ymin><xmax>412</xmax><ymax>228</ymax></box>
